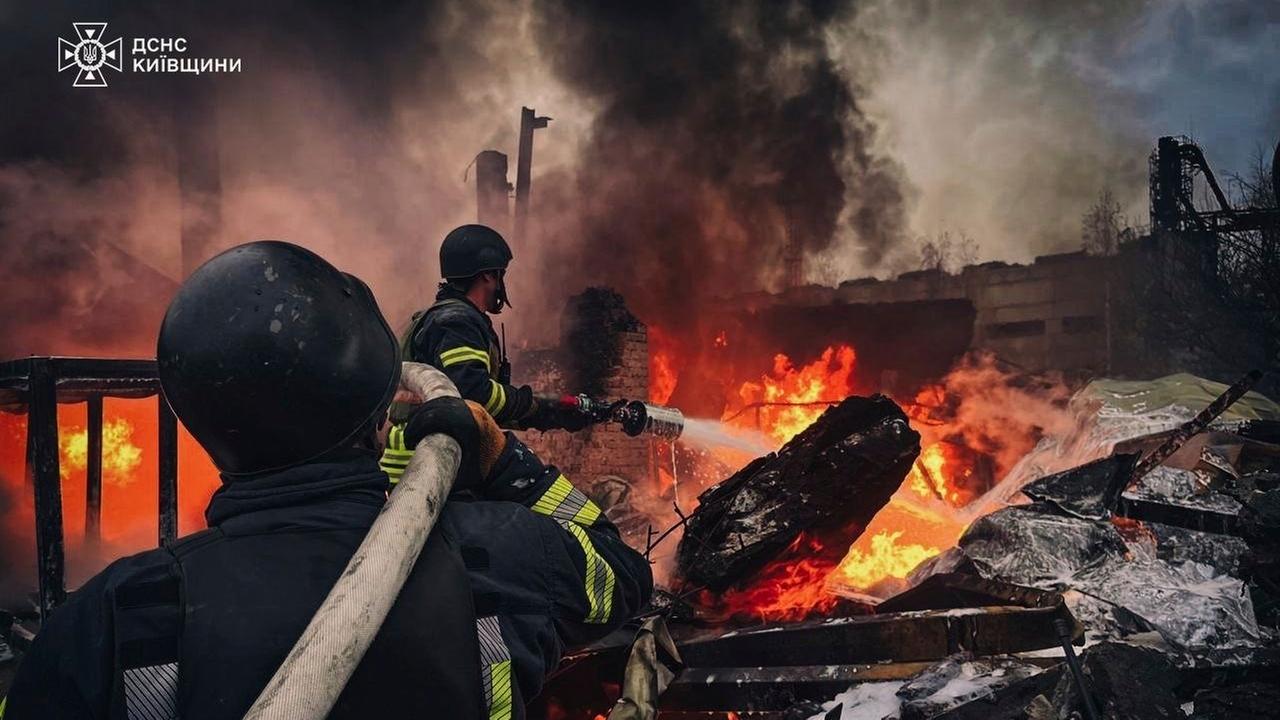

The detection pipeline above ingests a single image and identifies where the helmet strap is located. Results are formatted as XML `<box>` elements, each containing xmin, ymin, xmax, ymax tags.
<box><xmin>494</xmin><ymin>272</ymin><xmax>512</xmax><ymax>313</ymax></box>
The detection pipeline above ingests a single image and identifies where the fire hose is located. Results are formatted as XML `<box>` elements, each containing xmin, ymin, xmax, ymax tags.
<box><xmin>242</xmin><ymin>362</ymin><xmax>461</xmax><ymax>720</ymax></box>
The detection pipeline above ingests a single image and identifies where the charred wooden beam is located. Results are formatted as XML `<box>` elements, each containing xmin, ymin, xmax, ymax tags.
<box><xmin>85</xmin><ymin>394</ymin><xmax>103</xmax><ymax>543</ymax></box>
<box><xmin>877</xmin><ymin>573</ymin><xmax>1064</xmax><ymax>614</ymax></box>
<box><xmin>0</xmin><ymin>357</ymin><xmax>161</xmax><ymax>411</ymax></box>
<box><xmin>663</xmin><ymin>662</ymin><xmax>939</xmax><ymax>711</ymax></box>
<box><xmin>26</xmin><ymin>358</ymin><xmax>65</xmax><ymax>617</ymax></box>
<box><xmin>1115</xmin><ymin>494</ymin><xmax>1239</xmax><ymax>535</ymax></box>
<box><xmin>1129</xmin><ymin>369</ymin><xmax>1263</xmax><ymax>483</ymax></box>
<box><xmin>158</xmin><ymin>394</ymin><xmax>179</xmax><ymax>545</ymax></box>
<box><xmin>662</xmin><ymin>659</ymin><xmax>1066</xmax><ymax>714</ymax></box>
<box><xmin>676</xmin><ymin>395</ymin><xmax>920</xmax><ymax>590</ymax></box>
<box><xmin>677</xmin><ymin>605</ymin><xmax>1079</xmax><ymax>668</ymax></box>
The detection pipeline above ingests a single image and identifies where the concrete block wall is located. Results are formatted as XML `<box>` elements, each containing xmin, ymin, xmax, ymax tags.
<box><xmin>749</xmin><ymin>250</ymin><xmax>1113</xmax><ymax>373</ymax></box>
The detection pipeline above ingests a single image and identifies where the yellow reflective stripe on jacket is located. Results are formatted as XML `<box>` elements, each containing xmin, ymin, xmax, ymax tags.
<box><xmin>530</xmin><ymin>475</ymin><xmax>601</xmax><ymax>526</ymax></box>
<box><xmin>439</xmin><ymin>346</ymin><xmax>491</xmax><ymax>371</ymax></box>
<box><xmin>379</xmin><ymin>424</ymin><xmax>413</xmax><ymax>484</ymax></box>
<box><xmin>1</xmin><ymin>694</ymin><xmax>7</xmax><ymax>719</ymax></box>
<box><xmin>483</xmin><ymin>380</ymin><xmax>507</xmax><ymax>416</ymax></box>
<box><xmin>560</xmin><ymin>520</ymin><xmax>616</xmax><ymax>624</ymax></box>
<box><xmin>477</xmin><ymin>616</ymin><xmax>514</xmax><ymax>720</ymax></box>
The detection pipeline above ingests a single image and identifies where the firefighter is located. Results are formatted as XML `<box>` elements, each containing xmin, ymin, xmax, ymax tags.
<box><xmin>1</xmin><ymin>241</ymin><xmax>652</xmax><ymax>720</ymax></box>
<box><xmin>397</xmin><ymin>224</ymin><xmax>586</xmax><ymax>428</ymax></box>
<box><xmin>382</xmin><ymin>223</ymin><xmax>588</xmax><ymax>482</ymax></box>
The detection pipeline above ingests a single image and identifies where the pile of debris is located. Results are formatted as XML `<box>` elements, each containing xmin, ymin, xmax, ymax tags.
<box><xmin>540</xmin><ymin>372</ymin><xmax>1280</xmax><ymax>719</ymax></box>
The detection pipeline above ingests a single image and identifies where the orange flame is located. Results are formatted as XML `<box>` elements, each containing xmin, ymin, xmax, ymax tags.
<box><xmin>648</xmin><ymin>326</ymin><xmax>679</xmax><ymax>405</ymax></box>
<box><xmin>60</xmin><ymin>418</ymin><xmax>144</xmax><ymax>487</ymax></box>
<box><xmin>1</xmin><ymin>397</ymin><xmax>222</xmax><ymax>592</ymax></box>
<box><xmin>833</xmin><ymin>530</ymin><xmax>941</xmax><ymax>590</ymax></box>
<box><xmin>709</xmin><ymin>533</ymin><xmax>841</xmax><ymax>622</ymax></box>
<box><xmin>727</xmin><ymin>344</ymin><xmax>858</xmax><ymax>446</ymax></box>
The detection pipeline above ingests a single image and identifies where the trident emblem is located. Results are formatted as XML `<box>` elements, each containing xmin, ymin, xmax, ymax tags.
<box><xmin>58</xmin><ymin>23</ymin><xmax>123</xmax><ymax>88</ymax></box>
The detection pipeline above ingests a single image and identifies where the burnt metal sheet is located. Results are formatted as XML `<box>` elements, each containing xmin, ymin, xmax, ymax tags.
<box><xmin>1020</xmin><ymin>453</ymin><xmax>1138</xmax><ymax>520</ymax></box>
<box><xmin>954</xmin><ymin>506</ymin><xmax>1129</xmax><ymax>587</ymax></box>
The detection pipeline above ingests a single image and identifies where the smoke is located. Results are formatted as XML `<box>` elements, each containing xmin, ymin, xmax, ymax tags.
<box><xmin>914</xmin><ymin>353</ymin><xmax>1076</xmax><ymax>482</ymax></box>
<box><xmin>529</xmin><ymin>1</ymin><xmax>906</xmax><ymax>338</ymax></box>
<box><xmin>823</xmin><ymin>0</ymin><xmax>1149</xmax><ymax>270</ymax></box>
<box><xmin>0</xmin><ymin>0</ymin><xmax>589</xmax><ymax>358</ymax></box>
<box><xmin>825</xmin><ymin>0</ymin><xmax>1280</xmax><ymax>271</ymax></box>
<box><xmin>3</xmin><ymin>0</ymin><xmax>1275</xmax><ymax>359</ymax></box>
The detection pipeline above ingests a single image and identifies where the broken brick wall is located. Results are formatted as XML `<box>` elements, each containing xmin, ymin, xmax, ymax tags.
<box><xmin>515</xmin><ymin>290</ymin><xmax>653</xmax><ymax>487</ymax></box>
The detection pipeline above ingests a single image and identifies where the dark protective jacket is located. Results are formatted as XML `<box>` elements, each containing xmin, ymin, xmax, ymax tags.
<box><xmin>401</xmin><ymin>285</ymin><xmax>534</xmax><ymax>428</ymax></box>
<box><xmin>3</xmin><ymin>448</ymin><xmax>652</xmax><ymax>720</ymax></box>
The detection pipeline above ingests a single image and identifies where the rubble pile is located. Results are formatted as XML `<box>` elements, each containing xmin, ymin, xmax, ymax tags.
<box><xmin>540</xmin><ymin>375</ymin><xmax>1280</xmax><ymax>719</ymax></box>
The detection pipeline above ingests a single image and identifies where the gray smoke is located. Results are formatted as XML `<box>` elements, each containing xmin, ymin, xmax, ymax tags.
<box><xmin>530</xmin><ymin>1</ymin><xmax>906</xmax><ymax>335</ymax></box>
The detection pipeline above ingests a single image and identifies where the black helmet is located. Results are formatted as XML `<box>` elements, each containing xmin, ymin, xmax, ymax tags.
<box><xmin>157</xmin><ymin>241</ymin><xmax>400</xmax><ymax>476</ymax></box>
<box><xmin>440</xmin><ymin>224</ymin><xmax>512</xmax><ymax>278</ymax></box>
<box><xmin>439</xmin><ymin>224</ymin><xmax>514</xmax><ymax>309</ymax></box>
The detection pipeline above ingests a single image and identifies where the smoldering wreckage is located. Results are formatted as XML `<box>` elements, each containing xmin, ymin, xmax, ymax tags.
<box><xmin>3</xmin><ymin>108</ymin><xmax>1280</xmax><ymax>720</ymax></box>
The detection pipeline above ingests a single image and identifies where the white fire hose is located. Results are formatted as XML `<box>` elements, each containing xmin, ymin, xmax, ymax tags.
<box><xmin>243</xmin><ymin>362</ymin><xmax>461</xmax><ymax>720</ymax></box>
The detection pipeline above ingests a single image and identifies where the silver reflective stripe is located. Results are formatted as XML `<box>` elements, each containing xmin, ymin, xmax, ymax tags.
<box><xmin>123</xmin><ymin>662</ymin><xmax>178</xmax><ymax>720</ymax></box>
<box><xmin>476</xmin><ymin>616</ymin><xmax>513</xmax><ymax>720</ymax></box>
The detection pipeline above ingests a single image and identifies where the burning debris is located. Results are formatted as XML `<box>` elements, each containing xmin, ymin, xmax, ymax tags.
<box><xmin>535</xmin><ymin>367</ymin><xmax>1280</xmax><ymax>719</ymax></box>
<box><xmin>676</xmin><ymin>395</ymin><xmax>920</xmax><ymax>593</ymax></box>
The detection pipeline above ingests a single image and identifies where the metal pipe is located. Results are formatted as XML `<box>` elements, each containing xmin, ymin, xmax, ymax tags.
<box><xmin>243</xmin><ymin>363</ymin><xmax>461</xmax><ymax>720</ymax></box>
<box><xmin>1054</xmin><ymin>618</ymin><xmax>1100</xmax><ymax>720</ymax></box>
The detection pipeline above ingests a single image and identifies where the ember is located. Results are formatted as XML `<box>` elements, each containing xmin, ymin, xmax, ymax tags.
<box><xmin>707</xmin><ymin>533</ymin><xmax>842</xmax><ymax>622</ymax></box>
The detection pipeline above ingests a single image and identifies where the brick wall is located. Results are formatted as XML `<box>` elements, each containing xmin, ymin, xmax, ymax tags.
<box><xmin>516</xmin><ymin>324</ymin><xmax>653</xmax><ymax>487</ymax></box>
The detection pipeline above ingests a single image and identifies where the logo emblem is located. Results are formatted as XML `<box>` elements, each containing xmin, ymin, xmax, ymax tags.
<box><xmin>57</xmin><ymin>23</ymin><xmax>123</xmax><ymax>88</ymax></box>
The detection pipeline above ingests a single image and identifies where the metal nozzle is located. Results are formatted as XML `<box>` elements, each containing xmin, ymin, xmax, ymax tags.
<box><xmin>614</xmin><ymin>400</ymin><xmax>685</xmax><ymax>439</ymax></box>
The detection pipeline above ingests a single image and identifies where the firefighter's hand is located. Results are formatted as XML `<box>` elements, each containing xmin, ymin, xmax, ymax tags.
<box><xmin>403</xmin><ymin>397</ymin><xmax>506</xmax><ymax>490</ymax></box>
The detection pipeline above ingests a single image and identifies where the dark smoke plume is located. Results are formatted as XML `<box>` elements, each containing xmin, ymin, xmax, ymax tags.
<box><xmin>531</xmin><ymin>1</ymin><xmax>905</xmax><ymax>340</ymax></box>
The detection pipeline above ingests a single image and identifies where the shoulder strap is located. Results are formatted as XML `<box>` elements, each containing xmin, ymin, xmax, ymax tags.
<box><xmin>399</xmin><ymin>299</ymin><xmax>474</xmax><ymax>361</ymax></box>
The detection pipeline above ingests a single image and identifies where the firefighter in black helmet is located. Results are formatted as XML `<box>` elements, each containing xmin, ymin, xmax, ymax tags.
<box><xmin>381</xmin><ymin>225</ymin><xmax>586</xmax><ymax>482</ymax></box>
<box><xmin>2</xmin><ymin>241</ymin><xmax>652</xmax><ymax>720</ymax></box>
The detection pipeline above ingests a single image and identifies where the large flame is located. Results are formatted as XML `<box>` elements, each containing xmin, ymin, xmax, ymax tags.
<box><xmin>727</xmin><ymin>344</ymin><xmax>858</xmax><ymax>445</ymax></box>
<box><xmin>681</xmin><ymin>344</ymin><xmax>1019</xmax><ymax>621</ymax></box>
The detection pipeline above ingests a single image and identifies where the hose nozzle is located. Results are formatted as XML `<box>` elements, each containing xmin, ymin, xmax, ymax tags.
<box><xmin>614</xmin><ymin>400</ymin><xmax>685</xmax><ymax>439</ymax></box>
